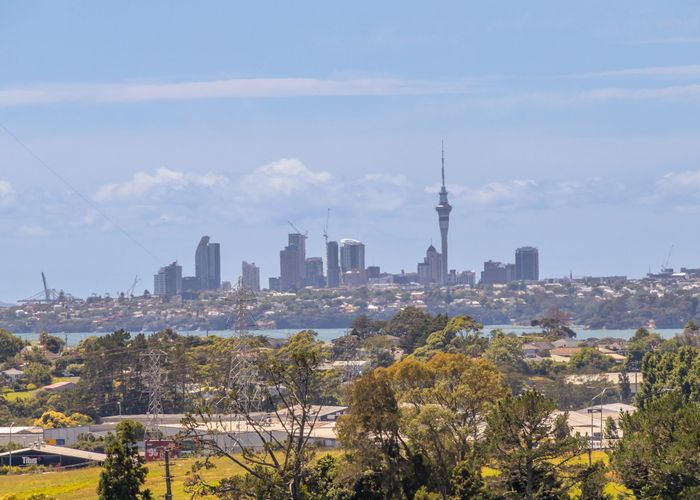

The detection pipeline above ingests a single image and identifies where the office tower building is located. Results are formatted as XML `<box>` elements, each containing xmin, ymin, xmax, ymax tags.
<box><xmin>241</xmin><ymin>261</ymin><xmax>261</xmax><ymax>291</ymax></box>
<box><xmin>154</xmin><ymin>261</ymin><xmax>182</xmax><ymax>298</ymax></box>
<box><xmin>288</xmin><ymin>233</ymin><xmax>307</xmax><ymax>286</ymax></box>
<box><xmin>268</xmin><ymin>277</ymin><xmax>281</xmax><ymax>291</ymax></box>
<box><xmin>340</xmin><ymin>239</ymin><xmax>365</xmax><ymax>273</ymax></box>
<box><xmin>305</xmin><ymin>257</ymin><xmax>324</xmax><ymax>288</ymax></box>
<box><xmin>195</xmin><ymin>236</ymin><xmax>221</xmax><ymax>291</ymax></box>
<box><xmin>326</xmin><ymin>241</ymin><xmax>340</xmax><ymax>288</ymax></box>
<box><xmin>481</xmin><ymin>260</ymin><xmax>512</xmax><ymax>285</ymax></box>
<box><xmin>280</xmin><ymin>245</ymin><xmax>301</xmax><ymax>291</ymax></box>
<box><xmin>417</xmin><ymin>244</ymin><xmax>443</xmax><ymax>286</ymax></box>
<box><xmin>366</xmin><ymin>266</ymin><xmax>381</xmax><ymax>280</ymax></box>
<box><xmin>456</xmin><ymin>270</ymin><xmax>476</xmax><ymax>286</ymax></box>
<box><xmin>181</xmin><ymin>276</ymin><xmax>200</xmax><ymax>300</ymax></box>
<box><xmin>435</xmin><ymin>143</ymin><xmax>452</xmax><ymax>285</ymax></box>
<box><xmin>515</xmin><ymin>246</ymin><xmax>539</xmax><ymax>281</ymax></box>
<box><xmin>340</xmin><ymin>239</ymin><xmax>366</xmax><ymax>286</ymax></box>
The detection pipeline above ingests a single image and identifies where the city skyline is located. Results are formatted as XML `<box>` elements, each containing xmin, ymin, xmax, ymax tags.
<box><xmin>4</xmin><ymin>2</ymin><xmax>700</xmax><ymax>301</ymax></box>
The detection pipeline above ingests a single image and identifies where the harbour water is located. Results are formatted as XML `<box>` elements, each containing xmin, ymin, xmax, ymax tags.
<box><xmin>13</xmin><ymin>325</ymin><xmax>683</xmax><ymax>346</ymax></box>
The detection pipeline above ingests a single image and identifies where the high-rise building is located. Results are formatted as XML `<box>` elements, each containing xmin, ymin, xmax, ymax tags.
<box><xmin>280</xmin><ymin>245</ymin><xmax>301</xmax><ymax>292</ymax></box>
<box><xmin>326</xmin><ymin>241</ymin><xmax>340</xmax><ymax>288</ymax></box>
<box><xmin>154</xmin><ymin>261</ymin><xmax>182</xmax><ymax>298</ymax></box>
<box><xmin>481</xmin><ymin>260</ymin><xmax>511</xmax><ymax>285</ymax></box>
<box><xmin>417</xmin><ymin>244</ymin><xmax>443</xmax><ymax>286</ymax></box>
<box><xmin>305</xmin><ymin>257</ymin><xmax>324</xmax><ymax>288</ymax></box>
<box><xmin>340</xmin><ymin>239</ymin><xmax>366</xmax><ymax>286</ymax></box>
<box><xmin>340</xmin><ymin>239</ymin><xmax>365</xmax><ymax>273</ymax></box>
<box><xmin>268</xmin><ymin>277</ymin><xmax>281</xmax><ymax>291</ymax></box>
<box><xmin>288</xmin><ymin>233</ymin><xmax>307</xmax><ymax>286</ymax></box>
<box><xmin>456</xmin><ymin>270</ymin><xmax>476</xmax><ymax>286</ymax></box>
<box><xmin>435</xmin><ymin>143</ymin><xmax>452</xmax><ymax>285</ymax></box>
<box><xmin>241</xmin><ymin>261</ymin><xmax>261</xmax><ymax>291</ymax></box>
<box><xmin>195</xmin><ymin>236</ymin><xmax>221</xmax><ymax>291</ymax></box>
<box><xmin>515</xmin><ymin>247</ymin><xmax>539</xmax><ymax>281</ymax></box>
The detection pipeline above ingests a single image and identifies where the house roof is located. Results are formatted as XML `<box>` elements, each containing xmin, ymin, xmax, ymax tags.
<box><xmin>550</xmin><ymin>347</ymin><xmax>582</xmax><ymax>357</ymax></box>
<box><xmin>2</xmin><ymin>368</ymin><xmax>24</xmax><ymax>376</ymax></box>
<box><xmin>42</xmin><ymin>381</ymin><xmax>75</xmax><ymax>390</ymax></box>
<box><xmin>0</xmin><ymin>444</ymin><xmax>106</xmax><ymax>462</ymax></box>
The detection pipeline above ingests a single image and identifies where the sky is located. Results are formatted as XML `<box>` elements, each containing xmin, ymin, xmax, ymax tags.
<box><xmin>2</xmin><ymin>1</ymin><xmax>700</xmax><ymax>302</ymax></box>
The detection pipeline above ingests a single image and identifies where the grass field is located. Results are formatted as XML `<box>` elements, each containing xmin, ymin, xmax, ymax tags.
<box><xmin>0</xmin><ymin>450</ymin><xmax>346</xmax><ymax>500</ymax></box>
<box><xmin>2</xmin><ymin>377</ymin><xmax>79</xmax><ymax>402</ymax></box>
<box><xmin>0</xmin><ymin>450</ymin><xmax>633</xmax><ymax>499</ymax></box>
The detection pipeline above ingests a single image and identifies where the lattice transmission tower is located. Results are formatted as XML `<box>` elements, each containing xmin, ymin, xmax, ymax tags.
<box><xmin>226</xmin><ymin>278</ymin><xmax>263</xmax><ymax>417</ymax></box>
<box><xmin>141</xmin><ymin>349</ymin><xmax>167</xmax><ymax>440</ymax></box>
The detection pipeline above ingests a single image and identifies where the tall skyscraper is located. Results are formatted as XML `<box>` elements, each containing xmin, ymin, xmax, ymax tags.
<box><xmin>241</xmin><ymin>261</ymin><xmax>261</xmax><ymax>291</ymax></box>
<box><xmin>340</xmin><ymin>239</ymin><xmax>365</xmax><ymax>273</ymax></box>
<box><xmin>154</xmin><ymin>261</ymin><xmax>182</xmax><ymax>298</ymax></box>
<box><xmin>195</xmin><ymin>236</ymin><xmax>221</xmax><ymax>291</ymax></box>
<box><xmin>288</xmin><ymin>233</ymin><xmax>307</xmax><ymax>286</ymax></box>
<box><xmin>326</xmin><ymin>241</ymin><xmax>340</xmax><ymax>288</ymax></box>
<box><xmin>280</xmin><ymin>233</ymin><xmax>307</xmax><ymax>292</ymax></box>
<box><xmin>305</xmin><ymin>257</ymin><xmax>324</xmax><ymax>288</ymax></box>
<box><xmin>515</xmin><ymin>247</ymin><xmax>539</xmax><ymax>281</ymax></box>
<box><xmin>417</xmin><ymin>244</ymin><xmax>443</xmax><ymax>286</ymax></box>
<box><xmin>435</xmin><ymin>143</ymin><xmax>452</xmax><ymax>285</ymax></box>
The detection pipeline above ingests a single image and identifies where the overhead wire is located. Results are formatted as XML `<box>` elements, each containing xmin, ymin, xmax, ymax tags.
<box><xmin>0</xmin><ymin>123</ymin><xmax>158</xmax><ymax>261</ymax></box>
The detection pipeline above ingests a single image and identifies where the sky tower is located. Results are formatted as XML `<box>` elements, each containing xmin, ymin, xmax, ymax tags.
<box><xmin>435</xmin><ymin>142</ymin><xmax>452</xmax><ymax>285</ymax></box>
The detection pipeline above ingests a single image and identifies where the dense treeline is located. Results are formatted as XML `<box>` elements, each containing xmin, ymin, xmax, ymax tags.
<box><xmin>2</xmin><ymin>310</ymin><xmax>700</xmax><ymax>497</ymax></box>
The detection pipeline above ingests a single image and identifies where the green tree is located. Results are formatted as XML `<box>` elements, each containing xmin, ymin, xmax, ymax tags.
<box><xmin>577</xmin><ymin>462</ymin><xmax>613</xmax><ymax>500</ymax></box>
<box><xmin>98</xmin><ymin>420</ymin><xmax>151</xmax><ymax>499</ymax></box>
<box><xmin>383</xmin><ymin>307</ymin><xmax>448</xmax><ymax>353</ymax></box>
<box><xmin>568</xmin><ymin>348</ymin><xmax>614</xmax><ymax>373</ymax></box>
<box><xmin>611</xmin><ymin>392</ymin><xmax>700</xmax><ymax>499</ymax></box>
<box><xmin>0</xmin><ymin>328</ymin><xmax>24</xmax><ymax>362</ymax></box>
<box><xmin>349</xmin><ymin>314</ymin><xmax>386</xmax><ymax>340</ymax></box>
<box><xmin>39</xmin><ymin>331</ymin><xmax>65</xmax><ymax>354</ymax></box>
<box><xmin>485</xmin><ymin>390</ymin><xmax>585</xmax><ymax>499</ymax></box>
<box><xmin>413</xmin><ymin>316</ymin><xmax>487</xmax><ymax>358</ymax></box>
<box><xmin>618</xmin><ymin>371</ymin><xmax>632</xmax><ymax>403</ymax></box>
<box><xmin>337</xmin><ymin>368</ymin><xmax>412</xmax><ymax>498</ymax></box>
<box><xmin>184</xmin><ymin>331</ymin><xmax>329</xmax><ymax>500</ymax></box>
<box><xmin>24</xmin><ymin>363</ymin><xmax>52</xmax><ymax>386</ymax></box>
<box><xmin>636</xmin><ymin>345</ymin><xmax>700</xmax><ymax>408</ymax></box>
<box><xmin>531</xmin><ymin>310</ymin><xmax>575</xmax><ymax>339</ymax></box>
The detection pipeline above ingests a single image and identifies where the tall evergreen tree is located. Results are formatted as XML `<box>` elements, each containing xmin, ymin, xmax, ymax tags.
<box><xmin>98</xmin><ymin>420</ymin><xmax>151</xmax><ymax>500</ymax></box>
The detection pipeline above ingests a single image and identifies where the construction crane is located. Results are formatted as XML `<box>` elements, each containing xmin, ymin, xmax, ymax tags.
<box><xmin>19</xmin><ymin>272</ymin><xmax>62</xmax><ymax>303</ymax></box>
<box><xmin>126</xmin><ymin>275</ymin><xmax>140</xmax><ymax>297</ymax></box>
<box><xmin>42</xmin><ymin>272</ymin><xmax>50</xmax><ymax>302</ymax></box>
<box><xmin>323</xmin><ymin>208</ymin><xmax>331</xmax><ymax>245</ymax></box>
<box><xmin>287</xmin><ymin>221</ymin><xmax>308</xmax><ymax>239</ymax></box>
<box><xmin>662</xmin><ymin>244</ymin><xmax>674</xmax><ymax>273</ymax></box>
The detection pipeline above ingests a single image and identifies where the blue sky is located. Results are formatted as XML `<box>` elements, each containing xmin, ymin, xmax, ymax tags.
<box><xmin>2</xmin><ymin>1</ymin><xmax>700</xmax><ymax>301</ymax></box>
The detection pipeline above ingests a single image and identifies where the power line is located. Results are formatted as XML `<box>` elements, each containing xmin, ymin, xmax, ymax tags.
<box><xmin>0</xmin><ymin>123</ymin><xmax>158</xmax><ymax>261</ymax></box>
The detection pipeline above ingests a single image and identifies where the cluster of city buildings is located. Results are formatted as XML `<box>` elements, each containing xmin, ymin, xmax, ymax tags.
<box><xmin>151</xmin><ymin>147</ymin><xmax>540</xmax><ymax>298</ymax></box>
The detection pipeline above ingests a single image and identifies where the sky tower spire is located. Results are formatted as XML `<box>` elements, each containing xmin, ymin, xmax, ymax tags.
<box><xmin>435</xmin><ymin>141</ymin><xmax>452</xmax><ymax>285</ymax></box>
<box><xmin>441</xmin><ymin>139</ymin><xmax>445</xmax><ymax>188</ymax></box>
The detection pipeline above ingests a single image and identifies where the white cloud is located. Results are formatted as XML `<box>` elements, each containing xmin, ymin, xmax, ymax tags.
<box><xmin>445</xmin><ymin>179</ymin><xmax>540</xmax><ymax>209</ymax></box>
<box><xmin>0</xmin><ymin>77</ymin><xmax>472</xmax><ymax>108</ymax></box>
<box><xmin>657</xmin><ymin>169</ymin><xmax>700</xmax><ymax>195</ymax></box>
<box><xmin>94</xmin><ymin>167</ymin><xmax>226</xmax><ymax>202</ymax></box>
<box><xmin>237</xmin><ymin>159</ymin><xmax>331</xmax><ymax>201</ymax></box>
<box><xmin>352</xmin><ymin>174</ymin><xmax>411</xmax><ymax>211</ymax></box>
<box><xmin>0</xmin><ymin>180</ymin><xmax>15</xmax><ymax>204</ymax></box>
<box><xmin>432</xmin><ymin>176</ymin><xmax>624</xmax><ymax>211</ymax></box>
<box><xmin>18</xmin><ymin>225</ymin><xmax>49</xmax><ymax>236</ymax></box>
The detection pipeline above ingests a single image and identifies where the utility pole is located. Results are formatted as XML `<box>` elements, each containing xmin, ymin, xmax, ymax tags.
<box><xmin>164</xmin><ymin>449</ymin><xmax>173</xmax><ymax>500</ymax></box>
